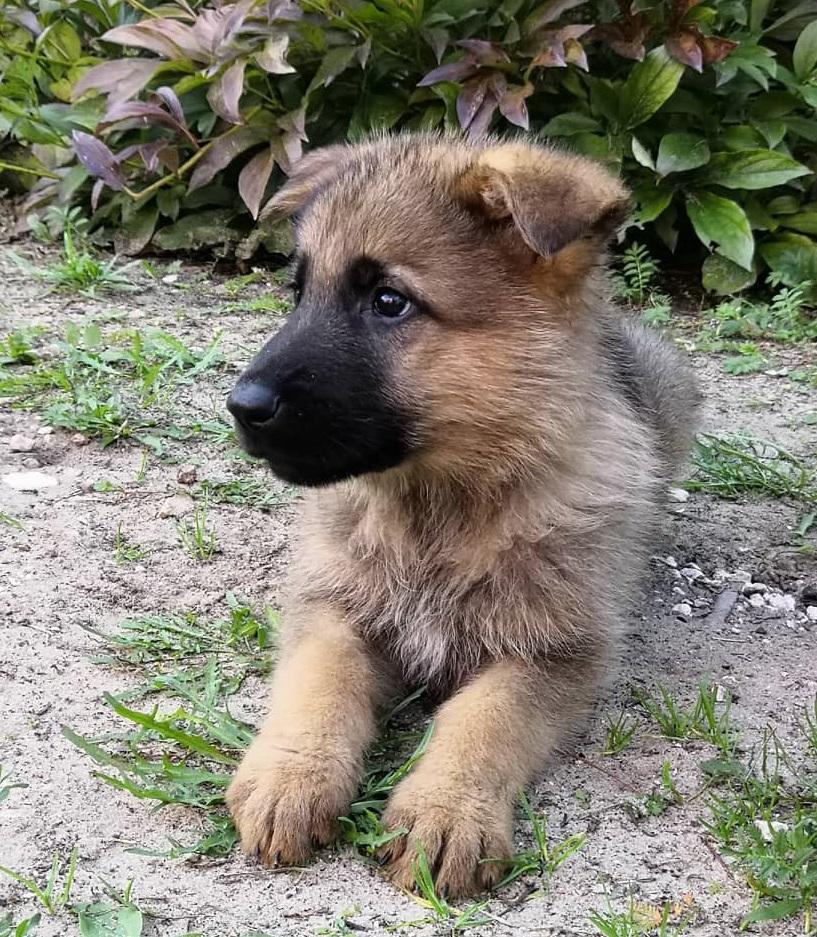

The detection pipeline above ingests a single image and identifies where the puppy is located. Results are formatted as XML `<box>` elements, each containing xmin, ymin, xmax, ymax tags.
<box><xmin>225</xmin><ymin>133</ymin><xmax>700</xmax><ymax>897</ymax></box>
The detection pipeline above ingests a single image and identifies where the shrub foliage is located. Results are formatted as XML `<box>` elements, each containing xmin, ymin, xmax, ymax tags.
<box><xmin>1</xmin><ymin>0</ymin><xmax>816</xmax><ymax>290</ymax></box>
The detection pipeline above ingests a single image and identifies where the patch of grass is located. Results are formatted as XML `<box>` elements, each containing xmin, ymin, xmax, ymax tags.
<box><xmin>701</xmin><ymin>284</ymin><xmax>817</xmax><ymax>346</ymax></box>
<box><xmin>0</xmin><ymin>766</ymin><xmax>28</xmax><ymax>804</ymax></box>
<box><xmin>0</xmin><ymin>847</ymin><xmax>77</xmax><ymax>915</ymax></box>
<box><xmin>177</xmin><ymin>500</ymin><xmax>217</xmax><ymax>562</ymax></box>
<box><xmin>687</xmin><ymin>434</ymin><xmax>816</xmax><ymax>505</ymax></box>
<box><xmin>0</xmin><ymin>321</ymin><xmax>224</xmax><ymax>452</ymax></box>
<box><xmin>315</xmin><ymin>907</ymin><xmax>361</xmax><ymax>936</ymax></box>
<box><xmin>406</xmin><ymin>846</ymin><xmax>491</xmax><ymax>932</ymax></box>
<box><xmin>722</xmin><ymin>345</ymin><xmax>770</xmax><ymax>376</ymax></box>
<box><xmin>602</xmin><ymin>712</ymin><xmax>638</xmax><ymax>756</ymax></box>
<box><xmin>113</xmin><ymin>523</ymin><xmax>148</xmax><ymax>565</ymax></box>
<box><xmin>222</xmin><ymin>271</ymin><xmax>263</xmax><ymax>295</ymax></box>
<box><xmin>495</xmin><ymin>792</ymin><xmax>586</xmax><ymax>889</ymax></box>
<box><xmin>704</xmin><ymin>706</ymin><xmax>817</xmax><ymax>934</ymax></box>
<box><xmin>0</xmin><ymin>328</ymin><xmax>42</xmax><ymax>366</ymax></box>
<box><xmin>75</xmin><ymin>880</ymin><xmax>143</xmax><ymax>937</ymax></box>
<box><xmin>196</xmin><ymin>476</ymin><xmax>291</xmax><ymax>511</ymax></box>
<box><xmin>222</xmin><ymin>293</ymin><xmax>291</xmax><ymax>315</ymax></box>
<box><xmin>630</xmin><ymin>760</ymin><xmax>684</xmax><ymax>820</ymax></box>
<box><xmin>11</xmin><ymin>231</ymin><xmax>139</xmax><ymax>296</ymax></box>
<box><xmin>0</xmin><ymin>512</ymin><xmax>24</xmax><ymax>531</ymax></box>
<box><xmin>0</xmin><ymin>911</ymin><xmax>41</xmax><ymax>937</ymax></box>
<box><xmin>635</xmin><ymin>684</ymin><xmax>739</xmax><ymax>755</ymax></box>
<box><xmin>589</xmin><ymin>897</ymin><xmax>693</xmax><ymax>936</ymax></box>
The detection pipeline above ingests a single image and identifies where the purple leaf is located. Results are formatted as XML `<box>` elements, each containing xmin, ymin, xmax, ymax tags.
<box><xmin>102</xmin><ymin>22</ymin><xmax>185</xmax><ymax>59</ymax></box>
<box><xmin>418</xmin><ymin>59</ymin><xmax>479</xmax><ymax>86</ymax></box>
<box><xmin>71</xmin><ymin>59</ymin><xmax>161</xmax><ymax>104</ymax></box>
<box><xmin>72</xmin><ymin>131</ymin><xmax>126</xmax><ymax>191</ymax></box>
<box><xmin>457</xmin><ymin>78</ymin><xmax>489</xmax><ymax>131</ymax></box>
<box><xmin>531</xmin><ymin>34</ymin><xmax>567</xmax><ymax>68</ymax></box>
<box><xmin>207</xmin><ymin>58</ymin><xmax>247</xmax><ymax>124</ymax></box>
<box><xmin>188</xmin><ymin>125</ymin><xmax>267</xmax><ymax>191</ymax></box>
<box><xmin>239</xmin><ymin>146</ymin><xmax>276</xmax><ymax>219</ymax></box>
<box><xmin>254</xmin><ymin>32</ymin><xmax>296</xmax><ymax>73</ymax></box>
<box><xmin>666</xmin><ymin>29</ymin><xmax>703</xmax><ymax>72</ymax></box>
<box><xmin>8</xmin><ymin>9</ymin><xmax>41</xmax><ymax>35</ymax></box>
<box><xmin>469</xmin><ymin>95</ymin><xmax>499</xmax><ymax>137</ymax></box>
<box><xmin>91</xmin><ymin>178</ymin><xmax>105</xmax><ymax>212</ymax></box>
<box><xmin>498</xmin><ymin>82</ymin><xmax>533</xmax><ymax>129</ymax></box>
<box><xmin>150</xmin><ymin>86</ymin><xmax>187</xmax><ymax>127</ymax></box>
<box><xmin>100</xmin><ymin>101</ymin><xmax>197</xmax><ymax>146</ymax></box>
<box><xmin>564</xmin><ymin>37</ymin><xmax>588</xmax><ymax>70</ymax></box>
<box><xmin>456</xmin><ymin>39</ymin><xmax>510</xmax><ymax>65</ymax></box>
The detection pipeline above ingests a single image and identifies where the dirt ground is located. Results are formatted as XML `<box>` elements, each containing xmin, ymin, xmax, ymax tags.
<box><xmin>1</xmin><ymin>238</ymin><xmax>816</xmax><ymax>937</ymax></box>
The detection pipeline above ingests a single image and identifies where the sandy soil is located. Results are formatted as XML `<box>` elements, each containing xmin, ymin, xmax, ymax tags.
<box><xmin>1</xmin><ymin>240</ymin><xmax>815</xmax><ymax>937</ymax></box>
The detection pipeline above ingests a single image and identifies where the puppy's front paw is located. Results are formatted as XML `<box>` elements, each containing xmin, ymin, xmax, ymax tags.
<box><xmin>226</xmin><ymin>744</ymin><xmax>356</xmax><ymax>867</ymax></box>
<box><xmin>378</xmin><ymin>778</ymin><xmax>513</xmax><ymax>898</ymax></box>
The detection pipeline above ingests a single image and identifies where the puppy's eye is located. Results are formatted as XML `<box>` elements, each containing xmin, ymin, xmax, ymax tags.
<box><xmin>372</xmin><ymin>287</ymin><xmax>411</xmax><ymax>319</ymax></box>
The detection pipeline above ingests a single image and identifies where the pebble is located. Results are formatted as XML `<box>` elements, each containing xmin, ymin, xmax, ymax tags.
<box><xmin>158</xmin><ymin>493</ymin><xmax>194</xmax><ymax>518</ymax></box>
<box><xmin>667</xmin><ymin>487</ymin><xmax>690</xmax><ymax>503</ymax></box>
<box><xmin>742</xmin><ymin>582</ymin><xmax>768</xmax><ymax>596</ymax></box>
<box><xmin>748</xmin><ymin>593</ymin><xmax>765</xmax><ymax>609</ymax></box>
<box><xmin>680</xmin><ymin>566</ymin><xmax>704</xmax><ymax>581</ymax></box>
<box><xmin>671</xmin><ymin>602</ymin><xmax>692</xmax><ymax>619</ymax></box>
<box><xmin>8</xmin><ymin>434</ymin><xmax>35</xmax><ymax>452</ymax></box>
<box><xmin>177</xmin><ymin>464</ymin><xmax>198</xmax><ymax>485</ymax></box>
<box><xmin>36</xmin><ymin>426</ymin><xmax>54</xmax><ymax>436</ymax></box>
<box><xmin>807</xmin><ymin>606</ymin><xmax>817</xmax><ymax>623</ymax></box>
<box><xmin>767</xmin><ymin>593</ymin><xmax>796</xmax><ymax>613</ymax></box>
<box><xmin>161</xmin><ymin>274</ymin><xmax>179</xmax><ymax>285</ymax></box>
<box><xmin>2</xmin><ymin>471</ymin><xmax>57</xmax><ymax>492</ymax></box>
<box><xmin>21</xmin><ymin>457</ymin><xmax>40</xmax><ymax>469</ymax></box>
<box><xmin>71</xmin><ymin>433</ymin><xmax>89</xmax><ymax>446</ymax></box>
<box><xmin>753</xmin><ymin>819</ymin><xmax>788</xmax><ymax>842</ymax></box>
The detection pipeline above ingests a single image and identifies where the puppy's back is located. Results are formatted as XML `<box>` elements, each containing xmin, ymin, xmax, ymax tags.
<box><xmin>599</xmin><ymin>315</ymin><xmax>701</xmax><ymax>476</ymax></box>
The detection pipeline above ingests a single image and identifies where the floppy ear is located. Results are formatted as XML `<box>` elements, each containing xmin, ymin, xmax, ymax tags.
<box><xmin>459</xmin><ymin>143</ymin><xmax>630</xmax><ymax>257</ymax></box>
<box><xmin>237</xmin><ymin>144</ymin><xmax>350</xmax><ymax>258</ymax></box>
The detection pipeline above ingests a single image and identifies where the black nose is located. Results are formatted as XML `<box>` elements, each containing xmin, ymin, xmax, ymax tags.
<box><xmin>227</xmin><ymin>381</ymin><xmax>280</xmax><ymax>429</ymax></box>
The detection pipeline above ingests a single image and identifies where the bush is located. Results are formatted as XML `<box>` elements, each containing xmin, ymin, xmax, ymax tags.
<box><xmin>1</xmin><ymin>0</ymin><xmax>816</xmax><ymax>292</ymax></box>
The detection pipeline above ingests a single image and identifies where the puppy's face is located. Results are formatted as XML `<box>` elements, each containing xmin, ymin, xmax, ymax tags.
<box><xmin>228</xmin><ymin>136</ymin><xmax>627</xmax><ymax>487</ymax></box>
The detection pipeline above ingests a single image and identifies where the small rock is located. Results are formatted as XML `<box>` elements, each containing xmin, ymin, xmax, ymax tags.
<box><xmin>2</xmin><ymin>471</ymin><xmax>57</xmax><ymax>492</ymax></box>
<box><xmin>8</xmin><ymin>434</ymin><xmax>36</xmax><ymax>452</ymax></box>
<box><xmin>731</xmin><ymin>568</ymin><xmax>753</xmax><ymax>584</ymax></box>
<box><xmin>680</xmin><ymin>566</ymin><xmax>704</xmax><ymax>581</ymax></box>
<box><xmin>753</xmin><ymin>819</ymin><xmax>788</xmax><ymax>842</ymax></box>
<box><xmin>802</xmin><ymin>583</ymin><xmax>817</xmax><ymax>604</ymax></box>
<box><xmin>715</xmin><ymin>685</ymin><xmax>730</xmax><ymax>702</ymax></box>
<box><xmin>806</xmin><ymin>606</ymin><xmax>817</xmax><ymax>623</ymax></box>
<box><xmin>767</xmin><ymin>593</ymin><xmax>796</xmax><ymax>613</ymax></box>
<box><xmin>748</xmin><ymin>593</ymin><xmax>765</xmax><ymax>609</ymax></box>
<box><xmin>671</xmin><ymin>602</ymin><xmax>692</xmax><ymax>620</ymax></box>
<box><xmin>71</xmin><ymin>433</ymin><xmax>89</xmax><ymax>446</ymax></box>
<box><xmin>158</xmin><ymin>493</ymin><xmax>194</xmax><ymax>518</ymax></box>
<box><xmin>177</xmin><ymin>464</ymin><xmax>198</xmax><ymax>485</ymax></box>
<box><xmin>667</xmin><ymin>487</ymin><xmax>690</xmax><ymax>503</ymax></box>
<box><xmin>161</xmin><ymin>273</ymin><xmax>179</xmax><ymax>285</ymax></box>
<box><xmin>21</xmin><ymin>457</ymin><xmax>40</xmax><ymax>469</ymax></box>
<box><xmin>742</xmin><ymin>581</ymin><xmax>768</xmax><ymax>596</ymax></box>
<box><xmin>754</xmin><ymin>624</ymin><xmax>768</xmax><ymax>635</ymax></box>
<box><xmin>664</xmin><ymin>555</ymin><xmax>678</xmax><ymax>568</ymax></box>
<box><xmin>36</xmin><ymin>426</ymin><xmax>54</xmax><ymax>436</ymax></box>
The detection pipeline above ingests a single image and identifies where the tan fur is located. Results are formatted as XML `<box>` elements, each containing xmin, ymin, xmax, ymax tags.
<box><xmin>227</xmin><ymin>132</ymin><xmax>700</xmax><ymax>896</ymax></box>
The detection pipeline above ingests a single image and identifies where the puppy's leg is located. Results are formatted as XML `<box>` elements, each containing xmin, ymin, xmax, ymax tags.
<box><xmin>380</xmin><ymin>647</ymin><xmax>604</xmax><ymax>897</ymax></box>
<box><xmin>227</xmin><ymin>604</ymin><xmax>382</xmax><ymax>866</ymax></box>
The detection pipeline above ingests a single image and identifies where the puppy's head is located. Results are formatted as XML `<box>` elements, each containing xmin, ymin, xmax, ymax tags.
<box><xmin>227</xmin><ymin>134</ymin><xmax>628</xmax><ymax>487</ymax></box>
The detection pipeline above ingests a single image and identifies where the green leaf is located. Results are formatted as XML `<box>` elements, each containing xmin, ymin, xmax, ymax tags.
<box><xmin>760</xmin><ymin>232</ymin><xmax>817</xmax><ymax>286</ymax></box>
<box><xmin>702</xmin><ymin>253</ymin><xmax>757</xmax><ymax>293</ymax></box>
<box><xmin>701</xmin><ymin>150</ymin><xmax>810</xmax><ymax>190</ymax></box>
<box><xmin>633</xmin><ymin>184</ymin><xmax>673</xmax><ymax>223</ymax></box>
<box><xmin>741</xmin><ymin>899</ymin><xmax>803</xmax><ymax>926</ymax></box>
<box><xmin>793</xmin><ymin>19</ymin><xmax>817</xmax><ymax>78</ymax></box>
<box><xmin>541</xmin><ymin>112</ymin><xmax>601</xmax><ymax>136</ymax></box>
<box><xmin>619</xmin><ymin>47</ymin><xmax>684</xmax><ymax>130</ymax></box>
<box><xmin>686</xmin><ymin>191</ymin><xmax>754</xmax><ymax>270</ymax></box>
<box><xmin>308</xmin><ymin>46</ymin><xmax>358</xmax><ymax>94</ymax></box>
<box><xmin>78</xmin><ymin>904</ymin><xmax>143</xmax><ymax>937</ymax></box>
<box><xmin>115</xmin><ymin>204</ymin><xmax>159</xmax><ymax>256</ymax></box>
<box><xmin>631</xmin><ymin>137</ymin><xmax>654</xmax><ymax>170</ymax></box>
<box><xmin>39</xmin><ymin>21</ymin><xmax>82</xmax><ymax>62</ymax></box>
<box><xmin>656</xmin><ymin>133</ymin><xmax>710</xmax><ymax>176</ymax></box>
<box><xmin>721</xmin><ymin>125</ymin><xmax>766</xmax><ymax>151</ymax></box>
<box><xmin>780</xmin><ymin>209</ymin><xmax>817</xmax><ymax>234</ymax></box>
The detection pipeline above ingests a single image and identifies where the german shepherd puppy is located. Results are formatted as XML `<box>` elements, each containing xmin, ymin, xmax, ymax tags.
<box><xmin>225</xmin><ymin>133</ymin><xmax>699</xmax><ymax>897</ymax></box>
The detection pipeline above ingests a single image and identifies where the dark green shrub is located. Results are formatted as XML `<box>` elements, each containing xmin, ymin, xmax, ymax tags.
<box><xmin>1</xmin><ymin>0</ymin><xmax>816</xmax><ymax>292</ymax></box>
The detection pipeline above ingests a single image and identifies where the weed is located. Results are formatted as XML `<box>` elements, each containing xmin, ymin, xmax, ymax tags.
<box><xmin>222</xmin><ymin>271</ymin><xmax>263</xmax><ymax>295</ymax></box>
<box><xmin>222</xmin><ymin>294</ymin><xmax>291</xmax><ymax>315</ymax></box>
<box><xmin>0</xmin><ymin>847</ymin><xmax>77</xmax><ymax>915</ymax></box>
<box><xmin>702</xmin><ymin>284</ymin><xmax>817</xmax><ymax>345</ymax></box>
<box><xmin>688</xmin><ymin>434</ymin><xmax>816</xmax><ymax>505</ymax></box>
<box><xmin>613</xmin><ymin>243</ymin><xmax>673</xmax><ymax>326</ymax></box>
<box><xmin>75</xmin><ymin>879</ymin><xmax>143</xmax><ymax>937</ymax></box>
<box><xmin>315</xmin><ymin>907</ymin><xmax>360</xmax><ymax>936</ymax></box>
<box><xmin>589</xmin><ymin>897</ymin><xmax>693</xmax><ymax>935</ymax></box>
<box><xmin>12</xmin><ymin>230</ymin><xmax>139</xmax><ymax>296</ymax></box>
<box><xmin>635</xmin><ymin>684</ymin><xmax>739</xmax><ymax>755</ymax></box>
<box><xmin>0</xmin><ymin>911</ymin><xmax>41</xmax><ymax>937</ymax></box>
<box><xmin>495</xmin><ymin>792</ymin><xmax>586</xmax><ymax>889</ymax></box>
<box><xmin>196</xmin><ymin>476</ymin><xmax>291</xmax><ymax>511</ymax></box>
<box><xmin>0</xmin><ymin>512</ymin><xmax>24</xmax><ymax>530</ymax></box>
<box><xmin>602</xmin><ymin>712</ymin><xmax>638</xmax><ymax>756</ymax></box>
<box><xmin>177</xmin><ymin>500</ymin><xmax>217</xmax><ymax>562</ymax></box>
<box><xmin>0</xmin><ymin>766</ymin><xmax>28</xmax><ymax>804</ymax></box>
<box><xmin>407</xmin><ymin>846</ymin><xmax>491</xmax><ymax>932</ymax></box>
<box><xmin>0</xmin><ymin>329</ymin><xmax>42</xmax><ymax>366</ymax></box>
<box><xmin>113</xmin><ymin>523</ymin><xmax>148</xmax><ymax>565</ymax></box>
<box><xmin>722</xmin><ymin>345</ymin><xmax>770</xmax><ymax>375</ymax></box>
<box><xmin>26</xmin><ymin>205</ymin><xmax>90</xmax><ymax>244</ymax></box>
<box><xmin>633</xmin><ymin>760</ymin><xmax>684</xmax><ymax>820</ymax></box>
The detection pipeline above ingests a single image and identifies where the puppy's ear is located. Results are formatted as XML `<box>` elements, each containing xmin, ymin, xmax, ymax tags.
<box><xmin>459</xmin><ymin>143</ymin><xmax>629</xmax><ymax>257</ymax></box>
